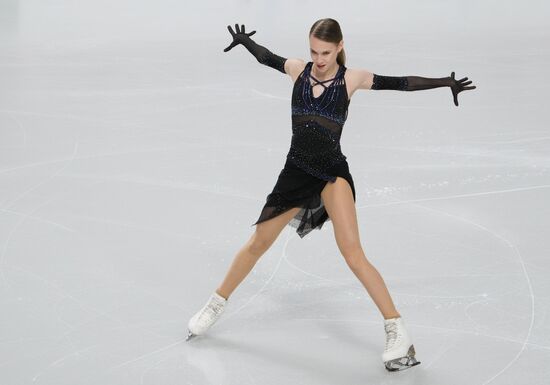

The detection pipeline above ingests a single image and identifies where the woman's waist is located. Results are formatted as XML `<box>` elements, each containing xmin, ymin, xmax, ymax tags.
<box><xmin>286</xmin><ymin>142</ymin><xmax>346</xmax><ymax>161</ymax></box>
<box><xmin>289</xmin><ymin>125</ymin><xmax>343</xmax><ymax>150</ymax></box>
<box><xmin>291</xmin><ymin>109</ymin><xmax>347</xmax><ymax>127</ymax></box>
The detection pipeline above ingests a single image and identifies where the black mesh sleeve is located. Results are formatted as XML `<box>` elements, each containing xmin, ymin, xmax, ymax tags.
<box><xmin>372</xmin><ymin>74</ymin><xmax>452</xmax><ymax>91</ymax></box>
<box><xmin>239</xmin><ymin>36</ymin><xmax>287</xmax><ymax>74</ymax></box>
<box><xmin>252</xmin><ymin>44</ymin><xmax>287</xmax><ymax>74</ymax></box>
<box><xmin>371</xmin><ymin>74</ymin><xmax>409</xmax><ymax>90</ymax></box>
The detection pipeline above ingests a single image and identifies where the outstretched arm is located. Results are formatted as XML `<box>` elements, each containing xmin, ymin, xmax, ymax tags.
<box><xmin>372</xmin><ymin>74</ymin><xmax>451</xmax><ymax>91</ymax></box>
<box><xmin>223</xmin><ymin>23</ymin><xmax>287</xmax><ymax>74</ymax></box>
<box><xmin>356</xmin><ymin>69</ymin><xmax>476</xmax><ymax>106</ymax></box>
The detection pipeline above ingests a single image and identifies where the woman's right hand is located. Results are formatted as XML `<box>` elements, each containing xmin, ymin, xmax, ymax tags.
<box><xmin>223</xmin><ymin>23</ymin><xmax>257</xmax><ymax>52</ymax></box>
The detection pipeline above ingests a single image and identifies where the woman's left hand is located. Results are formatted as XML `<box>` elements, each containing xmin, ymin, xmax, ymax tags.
<box><xmin>449</xmin><ymin>72</ymin><xmax>476</xmax><ymax>106</ymax></box>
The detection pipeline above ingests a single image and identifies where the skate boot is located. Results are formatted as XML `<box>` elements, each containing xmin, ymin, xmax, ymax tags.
<box><xmin>382</xmin><ymin>316</ymin><xmax>421</xmax><ymax>371</ymax></box>
<box><xmin>186</xmin><ymin>291</ymin><xmax>228</xmax><ymax>341</ymax></box>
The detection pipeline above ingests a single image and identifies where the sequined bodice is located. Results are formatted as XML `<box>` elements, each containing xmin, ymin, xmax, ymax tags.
<box><xmin>286</xmin><ymin>61</ymin><xmax>350</xmax><ymax>182</ymax></box>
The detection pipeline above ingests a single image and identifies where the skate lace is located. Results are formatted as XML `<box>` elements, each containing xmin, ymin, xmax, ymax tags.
<box><xmin>384</xmin><ymin>322</ymin><xmax>399</xmax><ymax>350</ymax></box>
<box><xmin>199</xmin><ymin>299</ymin><xmax>225</xmax><ymax>321</ymax></box>
<box><xmin>208</xmin><ymin>301</ymin><xmax>225</xmax><ymax>315</ymax></box>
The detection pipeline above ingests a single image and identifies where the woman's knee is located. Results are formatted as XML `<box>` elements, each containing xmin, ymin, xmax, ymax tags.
<box><xmin>247</xmin><ymin>230</ymin><xmax>276</xmax><ymax>257</ymax></box>
<box><xmin>337</xmin><ymin>240</ymin><xmax>363</xmax><ymax>263</ymax></box>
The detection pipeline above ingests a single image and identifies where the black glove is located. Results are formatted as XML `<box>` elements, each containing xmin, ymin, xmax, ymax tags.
<box><xmin>223</xmin><ymin>23</ymin><xmax>287</xmax><ymax>74</ymax></box>
<box><xmin>372</xmin><ymin>72</ymin><xmax>476</xmax><ymax>106</ymax></box>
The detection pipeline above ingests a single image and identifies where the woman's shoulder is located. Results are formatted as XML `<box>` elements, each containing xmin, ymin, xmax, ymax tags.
<box><xmin>285</xmin><ymin>59</ymin><xmax>309</xmax><ymax>82</ymax></box>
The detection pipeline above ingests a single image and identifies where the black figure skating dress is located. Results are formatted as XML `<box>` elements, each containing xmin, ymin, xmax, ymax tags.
<box><xmin>251</xmin><ymin>61</ymin><xmax>356</xmax><ymax>238</ymax></box>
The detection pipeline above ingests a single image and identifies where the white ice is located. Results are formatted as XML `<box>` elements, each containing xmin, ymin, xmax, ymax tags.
<box><xmin>1</xmin><ymin>0</ymin><xmax>549</xmax><ymax>384</ymax></box>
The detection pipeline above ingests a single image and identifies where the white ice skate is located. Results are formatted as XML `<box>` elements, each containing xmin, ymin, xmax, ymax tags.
<box><xmin>382</xmin><ymin>316</ymin><xmax>421</xmax><ymax>371</ymax></box>
<box><xmin>186</xmin><ymin>291</ymin><xmax>228</xmax><ymax>341</ymax></box>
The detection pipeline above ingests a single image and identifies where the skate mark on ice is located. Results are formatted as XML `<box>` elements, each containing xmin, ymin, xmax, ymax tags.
<box><xmin>220</xmin><ymin>227</ymin><xmax>296</xmax><ymax>323</ymax></box>
<box><xmin>384</xmin><ymin>195</ymin><xmax>534</xmax><ymax>385</ymax></box>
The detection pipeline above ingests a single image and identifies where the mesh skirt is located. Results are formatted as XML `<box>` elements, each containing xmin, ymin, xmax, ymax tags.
<box><xmin>251</xmin><ymin>158</ymin><xmax>356</xmax><ymax>238</ymax></box>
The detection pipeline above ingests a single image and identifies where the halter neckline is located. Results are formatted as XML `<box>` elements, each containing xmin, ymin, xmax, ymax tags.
<box><xmin>308</xmin><ymin>62</ymin><xmax>343</xmax><ymax>87</ymax></box>
<box><xmin>306</xmin><ymin>62</ymin><xmax>344</xmax><ymax>100</ymax></box>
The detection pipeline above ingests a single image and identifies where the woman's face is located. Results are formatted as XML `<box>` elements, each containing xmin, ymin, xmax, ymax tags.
<box><xmin>309</xmin><ymin>35</ymin><xmax>343</xmax><ymax>73</ymax></box>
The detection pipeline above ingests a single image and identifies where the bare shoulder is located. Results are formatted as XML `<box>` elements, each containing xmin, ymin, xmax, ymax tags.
<box><xmin>345</xmin><ymin>66</ymin><xmax>375</xmax><ymax>96</ymax></box>
<box><xmin>284</xmin><ymin>58</ymin><xmax>307</xmax><ymax>83</ymax></box>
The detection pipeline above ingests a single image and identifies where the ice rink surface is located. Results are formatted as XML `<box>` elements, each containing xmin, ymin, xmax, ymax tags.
<box><xmin>1</xmin><ymin>0</ymin><xmax>549</xmax><ymax>384</ymax></box>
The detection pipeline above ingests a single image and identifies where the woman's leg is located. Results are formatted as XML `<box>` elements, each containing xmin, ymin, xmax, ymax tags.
<box><xmin>321</xmin><ymin>177</ymin><xmax>401</xmax><ymax>320</ymax></box>
<box><xmin>216</xmin><ymin>207</ymin><xmax>302</xmax><ymax>300</ymax></box>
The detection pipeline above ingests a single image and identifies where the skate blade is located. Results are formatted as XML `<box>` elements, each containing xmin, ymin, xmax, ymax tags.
<box><xmin>384</xmin><ymin>344</ymin><xmax>421</xmax><ymax>372</ymax></box>
<box><xmin>185</xmin><ymin>330</ymin><xmax>197</xmax><ymax>341</ymax></box>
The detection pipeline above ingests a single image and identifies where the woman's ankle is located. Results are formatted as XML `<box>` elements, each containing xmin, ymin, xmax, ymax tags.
<box><xmin>215</xmin><ymin>289</ymin><xmax>229</xmax><ymax>300</ymax></box>
<box><xmin>383</xmin><ymin>312</ymin><xmax>401</xmax><ymax>320</ymax></box>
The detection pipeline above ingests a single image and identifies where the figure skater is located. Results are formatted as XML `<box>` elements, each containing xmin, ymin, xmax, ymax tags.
<box><xmin>186</xmin><ymin>18</ymin><xmax>476</xmax><ymax>372</ymax></box>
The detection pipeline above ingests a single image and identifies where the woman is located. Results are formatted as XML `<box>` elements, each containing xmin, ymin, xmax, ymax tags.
<box><xmin>186</xmin><ymin>18</ymin><xmax>476</xmax><ymax>372</ymax></box>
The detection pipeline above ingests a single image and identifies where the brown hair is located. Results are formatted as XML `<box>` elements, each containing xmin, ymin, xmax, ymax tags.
<box><xmin>309</xmin><ymin>18</ymin><xmax>346</xmax><ymax>66</ymax></box>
